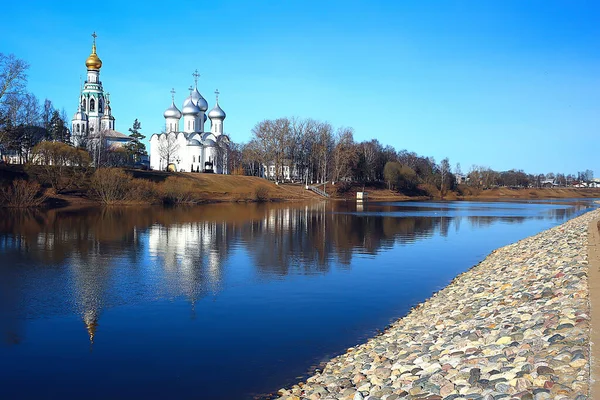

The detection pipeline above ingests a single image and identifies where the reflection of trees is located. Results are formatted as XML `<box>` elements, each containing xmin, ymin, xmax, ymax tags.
<box><xmin>0</xmin><ymin>200</ymin><xmax>591</xmax><ymax>344</ymax></box>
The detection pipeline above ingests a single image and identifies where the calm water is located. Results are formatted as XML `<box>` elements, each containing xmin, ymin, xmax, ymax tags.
<box><xmin>0</xmin><ymin>200</ymin><xmax>595</xmax><ymax>399</ymax></box>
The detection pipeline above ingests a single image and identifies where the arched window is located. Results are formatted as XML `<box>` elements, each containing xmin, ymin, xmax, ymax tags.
<box><xmin>193</xmin><ymin>156</ymin><xmax>195</xmax><ymax>163</ymax></box>
<box><xmin>99</xmin><ymin>99</ymin><xmax>103</xmax><ymax>113</ymax></box>
<box><xmin>76</xmin><ymin>124</ymin><xmax>80</xmax><ymax>133</ymax></box>
<box><xmin>90</xmin><ymin>98</ymin><xmax>95</xmax><ymax>112</ymax></box>
<box><xmin>81</xmin><ymin>98</ymin><xmax>86</xmax><ymax>111</ymax></box>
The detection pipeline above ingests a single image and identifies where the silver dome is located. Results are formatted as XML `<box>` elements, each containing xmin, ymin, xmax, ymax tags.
<box><xmin>203</xmin><ymin>138</ymin><xmax>216</xmax><ymax>147</ymax></box>
<box><xmin>191</xmin><ymin>87</ymin><xmax>208</xmax><ymax>111</ymax></box>
<box><xmin>208</xmin><ymin>102</ymin><xmax>226</xmax><ymax>120</ymax></box>
<box><xmin>164</xmin><ymin>101</ymin><xmax>182</xmax><ymax>119</ymax></box>
<box><xmin>182</xmin><ymin>96</ymin><xmax>201</xmax><ymax>115</ymax></box>
<box><xmin>73</xmin><ymin>111</ymin><xmax>88</xmax><ymax>121</ymax></box>
<box><xmin>188</xmin><ymin>139</ymin><xmax>201</xmax><ymax>146</ymax></box>
<box><xmin>204</xmin><ymin>113</ymin><xmax>207</xmax><ymax>122</ymax></box>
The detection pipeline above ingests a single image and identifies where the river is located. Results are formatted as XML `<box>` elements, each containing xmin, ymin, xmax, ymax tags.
<box><xmin>0</xmin><ymin>199</ymin><xmax>595</xmax><ymax>399</ymax></box>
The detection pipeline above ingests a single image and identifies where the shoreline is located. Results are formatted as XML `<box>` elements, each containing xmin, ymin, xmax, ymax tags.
<box><xmin>8</xmin><ymin>187</ymin><xmax>600</xmax><ymax>211</ymax></box>
<box><xmin>277</xmin><ymin>208</ymin><xmax>599</xmax><ymax>400</ymax></box>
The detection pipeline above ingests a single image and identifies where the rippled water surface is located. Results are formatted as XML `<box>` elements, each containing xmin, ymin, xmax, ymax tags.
<box><xmin>0</xmin><ymin>199</ymin><xmax>595</xmax><ymax>399</ymax></box>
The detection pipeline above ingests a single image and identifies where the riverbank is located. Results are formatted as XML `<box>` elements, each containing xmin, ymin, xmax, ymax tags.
<box><xmin>2</xmin><ymin>164</ymin><xmax>600</xmax><ymax>208</ymax></box>
<box><xmin>324</xmin><ymin>182</ymin><xmax>600</xmax><ymax>202</ymax></box>
<box><xmin>277</xmin><ymin>208</ymin><xmax>599</xmax><ymax>400</ymax></box>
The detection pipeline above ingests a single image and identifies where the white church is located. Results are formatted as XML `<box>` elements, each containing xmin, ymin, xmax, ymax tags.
<box><xmin>149</xmin><ymin>71</ymin><xmax>230</xmax><ymax>173</ymax></box>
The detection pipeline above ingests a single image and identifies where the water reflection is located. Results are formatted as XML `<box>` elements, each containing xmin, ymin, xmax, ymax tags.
<box><xmin>0</xmin><ymin>200</ymin><xmax>593</xmax><ymax>399</ymax></box>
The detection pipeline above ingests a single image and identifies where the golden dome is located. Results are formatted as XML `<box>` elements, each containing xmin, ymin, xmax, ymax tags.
<box><xmin>85</xmin><ymin>42</ymin><xmax>102</xmax><ymax>70</ymax></box>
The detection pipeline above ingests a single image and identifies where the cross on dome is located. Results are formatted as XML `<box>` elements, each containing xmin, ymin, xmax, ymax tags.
<box><xmin>92</xmin><ymin>31</ymin><xmax>97</xmax><ymax>44</ymax></box>
<box><xmin>188</xmin><ymin>85</ymin><xmax>193</xmax><ymax>95</ymax></box>
<box><xmin>215</xmin><ymin>89</ymin><xmax>220</xmax><ymax>102</ymax></box>
<box><xmin>170</xmin><ymin>88</ymin><xmax>176</xmax><ymax>102</ymax></box>
<box><xmin>192</xmin><ymin>70</ymin><xmax>200</xmax><ymax>87</ymax></box>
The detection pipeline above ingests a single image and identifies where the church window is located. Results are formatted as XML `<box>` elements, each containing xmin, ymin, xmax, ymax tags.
<box><xmin>76</xmin><ymin>124</ymin><xmax>80</xmax><ymax>133</ymax></box>
<box><xmin>99</xmin><ymin>99</ymin><xmax>103</xmax><ymax>113</ymax></box>
<box><xmin>188</xmin><ymin>121</ymin><xmax>190</xmax><ymax>130</ymax></box>
<box><xmin>193</xmin><ymin>156</ymin><xmax>196</xmax><ymax>163</ymax></box>
<box><xmin>90</xmin><ymin>98</ymin><xmax>95</xmax><ymax>112</ymax></box>
<box><xmin>82</xmin><ymin>99</ymin><xmax>86</xmax><ymax>111</ymax></box>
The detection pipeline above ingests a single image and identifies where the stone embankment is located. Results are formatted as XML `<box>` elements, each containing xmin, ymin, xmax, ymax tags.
<box><xmin>278</xmin><ymin>209</ymin><xmax>599</xmax><ymax>400</ymax></box>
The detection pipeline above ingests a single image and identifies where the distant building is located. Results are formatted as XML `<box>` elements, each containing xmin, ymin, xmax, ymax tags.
<box><xmin>261</xmin><ymin>161</ymin><xmax>300</xmax><ymax>182</ymax></box>
<box><xmin>541</xmin><ymin>179</ymin><xmax>558</xmax><ymax>188</ymax></box>
<box><xmin>149</xmin><ymin>73</ymin><xmax>230</xmax><ymax>173</ymax></box>
<box><xmin>71</xmin><ymin>33</ymin><xmax>131</xmax><ymax>151</ymax></box>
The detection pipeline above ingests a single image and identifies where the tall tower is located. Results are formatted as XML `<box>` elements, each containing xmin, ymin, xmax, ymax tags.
<box><xmin>72</xmin><ymin>32</ymin><xmax>112</xmax><ymax>143</ymax></box>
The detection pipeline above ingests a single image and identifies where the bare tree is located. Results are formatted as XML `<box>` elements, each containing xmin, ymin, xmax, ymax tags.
<box><xmin>314</xmin><ymin>121</ymin><xmax>334</xmax><ymax>183</ymax></box>
<box><xmin>332</xmin><ymin>127</ymin><xmax>357</xmax><ymax>183</ymax></box>
<box><xmin>0</xmin><ymin>53</ymin><xmax>29</xmax><ymax>104</ymax></box>
<box><xmin>157</xmin><ymin>132</ymin><xmax>180</xmax><ymax>170</ymax></box>
<box><xmin>440</xmin><ymin>157</ymin><xmax>450</xmax><ymax>194</ymax></box>
<box><xmin>251</xmin><ymin>118</ymin><xmax>291</xmax><ymax>181</ymax></box>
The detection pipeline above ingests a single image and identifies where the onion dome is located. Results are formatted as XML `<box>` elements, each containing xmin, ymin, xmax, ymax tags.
<box><xmin>182</xmin><ymin>96</ymin><xmax>201</xmax><ymax>115</ymax></box>
<box><xmin>85</xmin><ymin>42</ymin><xmax>102</xmax><ymax>70</ymax></box>
<box><xmin>164</xmin><ymin>101</ymin><xmax>182</xmax><ymax>119</ymax></box>
<box><xmin>208</xmin><ymin>101</ymin><xmax>226</xmax><ymax>120</ymax></box>
<box><xmin>191</xmin><ymin>87</ymin><xmax>208</xmax><ymax>111</ymax></box>
<box><xmin>73</xmin><ymin>110</ymin><xmax>88</xmax><ymax>121</ymax></box>
<box><xmin>203</xmin><ymin>138</ymin><xmax>216</xmax><ymax>147</ymax></box>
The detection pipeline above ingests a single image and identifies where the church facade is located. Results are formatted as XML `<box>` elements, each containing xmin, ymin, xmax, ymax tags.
<box><xmin>71</xmin><ymin>33</ymin><xmax>130</xmax><ymax>150</ymax></box>
<box><xmin>149</xmin><ymin>72</ymin><xmax>230</xmax><ymax>173</ymax></box>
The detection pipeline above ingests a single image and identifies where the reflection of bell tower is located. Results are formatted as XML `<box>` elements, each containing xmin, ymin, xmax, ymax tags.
<box><xmin>69</xmin><ymin>251</ymin><xmax>110</xmax><ymax>350</ymax></box>
<box><xmin>84</xmin><ymin>309</ymin><xmax>99</xmax><ymax>349</ymax></box>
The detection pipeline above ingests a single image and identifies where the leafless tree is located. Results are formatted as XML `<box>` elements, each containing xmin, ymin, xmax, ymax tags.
<box><xmin>440</xmin><ymin>157</ymin><xmax>450</xmax><ymax>194</ymax></box>
<box><xmin>251</xmin><ymin>118</ymin><xmax>291</xmax><ymax>181</ymax></box>
<box><xmin>332</xmin><ymin>127</ymin><xmax>357</xmax><ymax>182</ymax></box>
<box><xmin>0</xmin><ymin>53</ymin><xmax>29</xmax><ymax>104</ymax></box>
<box><xmin>157</xmin><ymin>132</ymin><xmax>180</xmax><ymax>170</ymax></box>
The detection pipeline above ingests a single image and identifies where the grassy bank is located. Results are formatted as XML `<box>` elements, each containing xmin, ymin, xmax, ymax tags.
<box><xmin>2</xmin><ymin>164</ymin><xmax>599</xmax><ymax>208</ymax></box>
<box><xmin>0</xmin><ymin>165</ymin><xmax>317</xmax><ymax>208</ymax></box>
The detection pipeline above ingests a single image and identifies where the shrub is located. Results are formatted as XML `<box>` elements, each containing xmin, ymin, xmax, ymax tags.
<box><xmin>129</xmin><ymin>179</ymin><xmax>161</xmax><ymax>204</ymax></box>
<box><xmin>160</xmin><ymin>177</ymin><xmax>199</xmax><ymax>204</ymax></box>
<box><xmin>28</xmin><ymin>142</ymin><xmax>91</xmax><ymax>193</ymax></box>
<box><xmin>0</xmin><ymin>179</ymin><xmax>47</xmax><ymax>208</ymax></box>
<box><xmin>254</xmin><ymin>185</ymin><xmax>270</xmax><ymax>202</ymax></box>
<box><xmin>90</xmin><ymin>168</ymin><xmax>133</xmax><ymax>204</ymax></box>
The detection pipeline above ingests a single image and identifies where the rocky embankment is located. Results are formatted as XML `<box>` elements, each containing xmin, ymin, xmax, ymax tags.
<box><xmin>278</xmin><ymin>210</ymin><xmax>599</xmax><ymax>400</ymax></box>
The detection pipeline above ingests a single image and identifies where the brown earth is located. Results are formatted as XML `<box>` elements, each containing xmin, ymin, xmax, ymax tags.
<box><xmin>3</xmin><ymin>164</ymin><xmax>600</xmax><ymax>207</ymax></box>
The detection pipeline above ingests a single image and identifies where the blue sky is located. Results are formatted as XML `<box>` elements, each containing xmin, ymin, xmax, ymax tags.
<box><xmin>1</xmin><ymin>0</ymin><xmax>598</xmax><ymax>175</ymax></box>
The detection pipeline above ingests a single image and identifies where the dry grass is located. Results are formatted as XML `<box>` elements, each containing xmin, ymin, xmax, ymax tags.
<box><xmin>168</xmin><ymin>173</ymin><xmax>317</xmax><ymax>202</ymax></box>
<box><xmin>0</xmin><ymin>180</ymin><xmax>47</xmax><ymax>208</ymax></box>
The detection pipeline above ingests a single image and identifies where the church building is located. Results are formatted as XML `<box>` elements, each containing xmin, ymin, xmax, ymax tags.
<box><xmin>71</xmin><ymin>33</ymin><xmax>130</xmax><ymax>149</ymax></box>
<box><xmin>149</xmin><ymin>71</ymin><xmax>230</xmax><ymax>173</ymax></box>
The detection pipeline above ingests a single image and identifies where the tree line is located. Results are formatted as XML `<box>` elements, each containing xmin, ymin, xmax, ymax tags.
<box><xmin>228</xmin><ymin>117</ymin><xmax>594</xmax><ymax>192</ymax></box>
